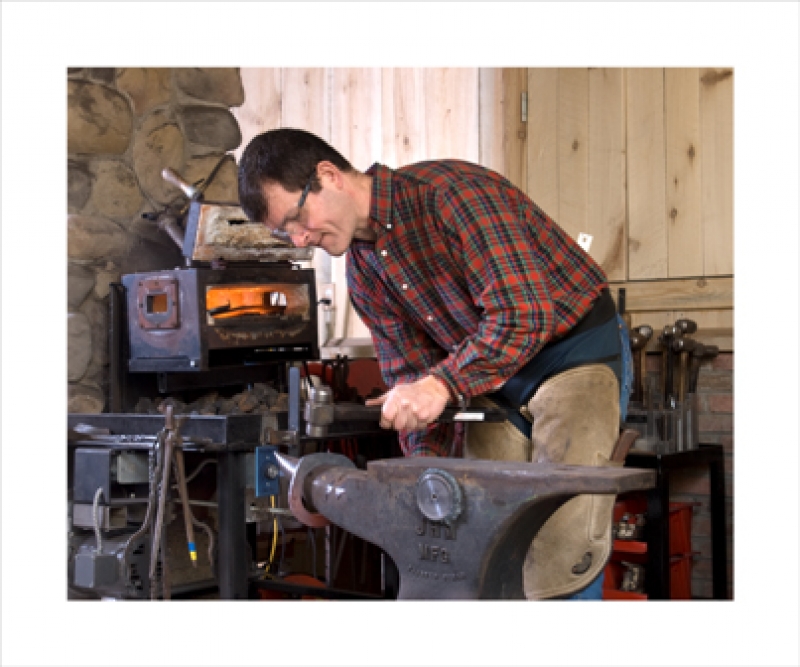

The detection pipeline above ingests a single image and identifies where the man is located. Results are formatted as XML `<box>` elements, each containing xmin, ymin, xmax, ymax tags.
<box><xmin>238</xmin><ymin>128</ymin><xmax>632</xmax><ymax>600</ymax></box>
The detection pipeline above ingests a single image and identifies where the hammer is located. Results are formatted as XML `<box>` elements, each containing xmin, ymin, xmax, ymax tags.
<box><xmin>671</xmin><ymin>336</ymin><xmax>697</xmax><ymax>405</ymax></box>
<box><xmin>659</xmin><ymin>325</ymin><xmax>681</xmax><ymax>408</ymax></box>
<box><xmin>303</xmin><ymin>386</ymin><xmax>509</xmax><ymax>438</ymax></box>
<box><xmin>628</xmin><ymin>329</ymin><xmax>648</xmax><ymax>404</ymax></box>
<box><xmin>674</xmin><ymin>318</ymin><xmax>698</xmax><ymax>336</ymax></box>
<box><xmin>688</xmin><ymin>344</ymin><xmax>719</xmax><ymax>394</ymax></box>
<box><xmin>636</xmin><ymin>325</ymin><xmax>654</xmax><ymax>406</ymax></box>
<box><xmin>688</xmin><ymin>343</ymin><xmax>706</xmax><ymax>394</ymax></box>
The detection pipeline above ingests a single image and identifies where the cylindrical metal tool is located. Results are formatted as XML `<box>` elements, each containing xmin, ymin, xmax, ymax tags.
<box><xmin>162</xmin><ymin>167</ymin><xmax>201</xmax><ymax>199</ymax></box>
<box><xmin>628</xmin><ymin>330</ymin><xmax>647</xmax><ymax>404</ymax></box>
<box><xmin>674</xmin><ymin>318</ymin><xmax>698</xmax><ymax>336</ymax></box>
<box><xmin>688</xmin><ymin>343</ymin><xmax>706</xmax><ymax>394</ymax></box>
<box><xmin>636</xmin><ymin>325</ymin><xmax>653</xmax><ymax>407</ymax></box>
<box><xmin>304</xmin><ymin>386</ymin><xmax>335</xmax><ymax>437</ymax></box>
<box><xmin>659</xmin><ymin>325</ymin><xmax>679</xmax><ymax>407</ymax></box>
<box><xmin>671</xmin><ymin>337</ymin><xmax>696</xmax><ymax>405</ymax></box>
<box><xmin>302</xmin><ymin>385</ymin><xmax>509</xmax><ymax>438</ymax></box>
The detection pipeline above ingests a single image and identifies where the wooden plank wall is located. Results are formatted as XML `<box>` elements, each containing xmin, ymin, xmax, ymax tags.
<box><xmin>525</xmin><ymin>68</ymin><xmax>734</xmax><ymax>348</ymax></box>
<box><xmin>231</xmin><ymin>67</ymin><xmax>492</xmax><ymax>345</ymax></box>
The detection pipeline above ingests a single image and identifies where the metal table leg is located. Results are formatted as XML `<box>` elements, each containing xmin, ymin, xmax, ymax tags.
<box><xmin>709</xmin><ymin>451</ymin><xmax>729</xmax><ymax>599</ymax></box>
<box><xmin>645</xmin><ymin>463</ymin><xmax>671</xmax><ymax>600</ymax></box>
<box><xmin>216</xmin><ymin>451</ymin><xmax>249</xmax><ymax>599</ymax></box>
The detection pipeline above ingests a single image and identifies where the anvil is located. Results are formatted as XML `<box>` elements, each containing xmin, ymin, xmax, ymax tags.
<box><xmin>277</xmin><ymin>452</ymin><xmax>655</xmax><ymax>599</ymax></box>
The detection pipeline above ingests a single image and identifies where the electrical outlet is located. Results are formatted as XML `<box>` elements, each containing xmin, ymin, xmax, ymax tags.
<box><xmin>577</xmin><ymin>233</ymin><xmax>593</xmax><ymax>253</ymax></box>
<box><xmin>321</xmin><ymin>283</ymin><xmax>335</xmax><ymax>312</ymax></box>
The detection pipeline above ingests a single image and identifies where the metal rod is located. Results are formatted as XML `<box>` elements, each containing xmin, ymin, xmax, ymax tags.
<box><xmin>107</xmin><ymin>283</ymin><xmax>125</xmax><ymax>412</ymax></box>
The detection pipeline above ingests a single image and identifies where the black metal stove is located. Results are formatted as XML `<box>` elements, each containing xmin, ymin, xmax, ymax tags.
<box><xmin>123</xmin><ymin>199</ymin><xmax>318</xmax><ymax>371</ymax></box>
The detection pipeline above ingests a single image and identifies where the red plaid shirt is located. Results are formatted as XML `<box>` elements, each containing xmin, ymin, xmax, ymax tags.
<box><xmin>347</xmin><ymin>161</ymin><xmax>608</xmax><ymax>457</ymax></box>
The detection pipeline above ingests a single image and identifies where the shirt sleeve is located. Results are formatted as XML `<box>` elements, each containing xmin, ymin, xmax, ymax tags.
<box><xmin>426</xmin><ymin>180</ymin><xmax>565</xmax><ymax>401</ymax></box>
<box><xmin>348</xmin><ymin>249</ymin><xmax>461</xmax><ymax>457</ymax></box>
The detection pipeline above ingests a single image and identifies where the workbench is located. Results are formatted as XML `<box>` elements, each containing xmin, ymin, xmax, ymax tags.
<box><xmin>624</xmin><ymin>443</ymin><xmax>729</xmax><ymax>599</ymax></box>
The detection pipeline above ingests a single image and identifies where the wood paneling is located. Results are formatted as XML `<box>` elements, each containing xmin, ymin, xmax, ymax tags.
<box><xmin>627</xmin><ymin>68</ymin><xmax>668</xmax><ymax>280</ymax></box>
<box><xmin>381</xmin><ymin>68</ymin><xmax>427</xmax><ymax>168</ymax></box>
<box><xmin>478</xmin><ymin>68</ymin><xmax>504</xmax><ymax>175</ymax></box>
<box><xmin>588</xmin><ymin>68</ymin><xmax>626</xmax><ymax>280</ymax></box>
<box><xmin>423</xmin><ymin>68</ymin><xmax>480</xmax><ymax>162</ymax></box>
<box><xmin>526</xmin><ymin>68</ymin><xmax>560</xmax><ymax>221</ymax></box>
<box><xmin>230</xmin><ymin>68</ymin><xmax>281</xmax><ymax>163</ymax></box>
<box><xmin>557</xmin><ymin>68</ymin><xmax>590</xmax><ymax>241</ymax></box>
<box><xmin>500</xmin><ymin>68</ymin><xmax>528</xmax><ymax>192</ymax></box>
<box><xmin>665</xmin><ymin>68</ymin><xmax>704</xmax><ymax>277</ymax></box>
<box><xmin>609</xmin><ymin>277</ymin><xmax>733</xmax><ymax>312</ymax></box>
<box><xmin>281</xmin><ymin>68</ymin><xmax>330</xmax><ymax>139</ymax></box>
<box><xmin>331</xmin><ymin>68</ymin><xmax>382</xmax><ymax>171</ymax></box>
<box><xmin>700</xmin><ymin>68</ymin><xmax>734</xmax><ymax>275</ymax></box>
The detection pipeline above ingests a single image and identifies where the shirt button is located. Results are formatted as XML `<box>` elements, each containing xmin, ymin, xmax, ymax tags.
<box><xmin>427</xmin><ymin>315</ymin><xmax>434</xmax><ymax>322</ymax></box>
<box><xmin>381</xmin><ymin>250</ymin><xmax>388</xmax><ymax>257</ymax></box>
<box><xmin>386</xmin><ymin>224</ymin><xmax>392</xmax><ymax>230</ymax></box>
<box><xmin>402</xmin><ymin>283</ymin><xmax>408</xmax><ymax>290</ymax></box>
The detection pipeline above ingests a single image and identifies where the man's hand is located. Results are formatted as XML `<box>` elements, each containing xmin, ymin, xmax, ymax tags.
<box><xmin>365</xmin><ymin>375</ymin><xmax>452</xmax><ymax>432</ymax></box>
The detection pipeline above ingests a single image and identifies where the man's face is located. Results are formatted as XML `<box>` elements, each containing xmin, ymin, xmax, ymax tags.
<box><xmin>260</xmin><ymin>164</ymin><xmax>354</xmax><ymax>257</ymax></box>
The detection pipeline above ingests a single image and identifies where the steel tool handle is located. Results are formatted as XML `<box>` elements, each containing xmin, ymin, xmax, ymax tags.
<box><xmin>162</xmin><ymin>167</ymin><xmax>200</xmax><ymax>199</ymax></box>
<box><xmin>332</xmin><ymin>403</ymin><xmax>510</xmax><ymax>423</ymax></box>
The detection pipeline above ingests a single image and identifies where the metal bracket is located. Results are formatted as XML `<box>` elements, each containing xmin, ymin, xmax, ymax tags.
<box><xmin>254</xmin><ymin>446</ymin><xmax>281</xmax><ymax>498</ymax></box>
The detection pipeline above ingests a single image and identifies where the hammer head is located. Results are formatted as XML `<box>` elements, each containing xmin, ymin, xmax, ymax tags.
<box><xmin>672</xmin><ymin>337</ymin><xmax>696</xmax><ymax>353</ymax></box>
<box><xmin>675</xmin><ymin>318</ymin><xmax>698</xmax><ymax>335</ymax></box>
<box><xmin>629</xmin><ymin>330</ymin><xmax>646</xmax><ymax>351</ymax></box>
<box><xmin>637</xmin><ymin>324</ymin><xmax>653</xmax><ymax>342</ymax></box>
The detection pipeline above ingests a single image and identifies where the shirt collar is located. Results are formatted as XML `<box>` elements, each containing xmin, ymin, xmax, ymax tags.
<box><xmin>365</xmin><ymin>163</ymin><xmax>394</xmax><ymax>236</ymax></box>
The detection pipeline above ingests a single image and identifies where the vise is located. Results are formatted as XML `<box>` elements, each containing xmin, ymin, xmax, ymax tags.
<box><xmin>275</xmin><ymin>449</ymin><xmax>655</xmax><ymax>599</ymax></box>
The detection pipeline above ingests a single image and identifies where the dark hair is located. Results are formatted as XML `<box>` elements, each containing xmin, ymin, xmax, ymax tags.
<box><xmin>237</xmin><ymin>128</ymin><xmax>353</xmax><ymax>223</ymax></box>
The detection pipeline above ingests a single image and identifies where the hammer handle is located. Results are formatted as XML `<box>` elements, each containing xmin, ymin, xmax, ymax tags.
<box><xmin>333</xmin><ymin>403</ymin><xmax>510</xmax><ymax>424</ymax></box>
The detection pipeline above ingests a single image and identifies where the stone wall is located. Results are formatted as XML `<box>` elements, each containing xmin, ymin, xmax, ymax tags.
<box><xmin>67</xmin><ymin>68</ymin><xmax>245</xmax><ymax>413</ymax></box>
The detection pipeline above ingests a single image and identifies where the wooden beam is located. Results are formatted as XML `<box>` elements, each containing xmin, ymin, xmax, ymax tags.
<box><xmin>608</xmin><ymin>276</ymin><xmax>733</xmax><ymax>312</ymax></box>
<box><xmin>608</xmin><ymin>278</ymin><xmax>733</xmax><ymax>354</ymax></box>
<box><xmin>527</xmin><ymin>68</ymin><xmax>559</xmax><ymax>220</ymax></box>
